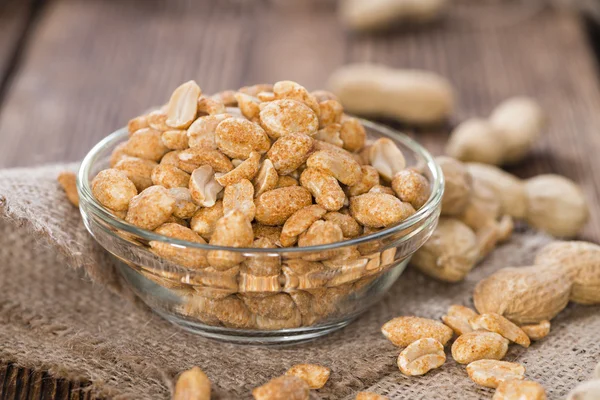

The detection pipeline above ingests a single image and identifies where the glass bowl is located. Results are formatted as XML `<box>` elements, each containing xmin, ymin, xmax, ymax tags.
<box><xmin>77</xmin><ymin>119</ymin><xmax>444</xmax><ymax>344</ymax></box>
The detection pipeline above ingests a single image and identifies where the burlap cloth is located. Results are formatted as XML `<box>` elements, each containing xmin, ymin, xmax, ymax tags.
<box><xmin>0</xmin><ymin>164</ymin><xmax>598</xmax><ymax>400</ymax></box>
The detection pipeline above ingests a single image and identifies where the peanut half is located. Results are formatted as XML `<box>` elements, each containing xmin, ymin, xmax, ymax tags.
<box><xmin>466</xmin><ymin>360</ymin><xmax>525</xmax><ymax>388</ymax></box>
<box><xmin>285</xmin><ymin>364</ymin><xmax>331</xmax><ymax>389</ymax></box>
<box><xmin>397</xmin><ymin>338</ymin><xmax>446</xmax><ymax>376</ymax></box>
<box><xmin>451</xmin><ymin>331</ymin><xmax>509</xmax><ymax>364</ymax></box>
<box><xmin>173</xmin><ymin>366</ymin><xmax>211</xmax><ymax>400</ymax></box>
<box><xmin>381</xmin><ymin>316</ymin><xmax>453</xmax><ymax>347</ymax></box>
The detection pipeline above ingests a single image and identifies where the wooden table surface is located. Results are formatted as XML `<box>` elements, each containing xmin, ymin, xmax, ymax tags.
<box><xmin>1</xmin><ymin>0</ymin><xmax>600</xmax><ymax>398</ymax></box>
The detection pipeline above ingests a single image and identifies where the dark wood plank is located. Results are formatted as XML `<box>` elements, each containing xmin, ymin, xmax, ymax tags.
<box><xmin>27</xmin><ymin>371</ymin><xmax>43</xmax><ymax>400</ymax></box>
<box><xmin>16</xmin><ymin>368</ymin><xmax>31</xmax><ymax>400</ymax></box>
<box><xmin>4</xmin><ymin>363</ymin><xmax>19</xmax><ymax>400</ymax></box>
<box><xmin>0</xmin><ymin>363</ymin><xmax>8</xmax><ymax>399</ymax></box>
<box><xmin>0</xmin><ymin>0</ymin><xmax>31</xmax><ymax>83</ymax></box>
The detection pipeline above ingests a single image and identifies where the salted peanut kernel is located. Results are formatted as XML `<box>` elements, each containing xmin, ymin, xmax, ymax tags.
<box><xmin>125</xmin><ymin>128</ymin><xmax>170</xmax><ymax>162</ymax></box>
<box><xmin>235</xmin><ymin>92</ymin><xmax>261</xmax><ymax>120</ymax></box>
<box><xmin>150</xmin><ymin>223</ymin><xmax>207</xmax><ymax>268</ymax></box>
<box><xmin>92</xmin><ymin>169</ymin><xmax>138</xmax><ymax>211</ymax></box>
<box><xmin>252</xmin><ymin>375</ymin><xmax>310</xmax><ymax>400</ymax></box>
<box><xmin>166</xmin><ymin>80</ymin><xmax>201</xmax><ymax>129</ymax></box>
<box><xmin>350</xmin><ymin>193</ymin><xmax>415</xmax><ymax>228</ymax></box>
<box><xmin>189</xmin><ymin>165</ymin><xmax>224</xmax><ymax>207</ymax></box>
<box><xmin>280</xmin><ymin>205</ymin><xmax>327</xmax><ymax>247</ymax></box>
<box><xmin>160</xmin><ymin>151</ymin><xmax>181</xmax><ymax>166</ymax></box>
<box><xmin>126</xmin><ymin>186</ymin><xmax>175</xmax><ymax>230</ymax></box>
<box><xmin>147</xmin><ymin>110</ymin><xmax>171</xmax><ymax>131</ymax></box>
<box><xmin>381</xmin><ymin>316</ymin><xmax>453</xmax><ymax>347</ymax></box>
<box><xmin>392</xmin><ymin>169</ymin><xmax>430</xmax><ymax>210</ymax></box>
<box><xmin>470</xmin><ymin>313</ymin><xmax>531</xmax><ymax>348</ymax></box>
<box><xmin>58</xmin><ymin>171</ymin><xmax>79</xmax><ymax>207</ymax></box>
<box><xmin>300</xmin><ymin>168</ymin><xmax>346</xmax><ymax>211</ymax></box>
<box><xmin>208</xmin><ymin>210</ymin><xmax>253</xmax><ymax>269</ymax></box>
<box><xmin>347</xmin><ymin>165</ymin><xmax>380</xmax><ymax>198</ymax></box>
<box><xmin>161</xmin><ymin>129</ymin><xmax>189</xmax><ymax>150</ymax></box>
<box><xmin>110</xmin><ymin>142</ymin><xmax>129</xmax><ymax>167</ymax></box>
<box><xmin>190</xmin><ymin>200</ymin><xmax>223</xmax><ymax>240</ymax></box>
<box><xmin>318</xmin><ymin>99</ymin><xmax>343</xmax><ymax>127</ymax></box>
<box><xmin>253</xmin><ymin>159</ymin><xmax>279</xmax><ymax>197</ymax></box>
<box><xmin>277</xmin><ymin>175</ymin><xmax>299</xmax><ymax>188</ymax></box>
<box><xmin>211</xmin><ymin>89</ymin><xmax>237</xmax><ymax>106</ymax></box>
<box><xmin>150</xmin><ymin>163</ymin><xmax>190</xmax><ymax>189</ymax></box>
<box><xmin>369</xmin><ymin>138</ymin><xmax>406</xmax><ymax>181</ymax></box>
<box><xmin>467</xmin><ymin>360</ymin><xmax>525</xmax><ymax>389</ymax></box>
<box><xmin>494</xmin><ymin>380</ymin><xmax>546</xmax><ymax>400</ymax></box>
<box><xmin>340</xmin><ymin>116</ymin><xmax>367</xmax><ymax>152</ymax></box>
<box><xmin>311</xmin><ymin>90</ymin><xmax>338</xmax><ymax>102</ymax></box>
<box><xmin>215</xmin><ymin>151</ymin><xmax>261</xmax><ymax>187</ymax></box>
<box><xmin>187</xmin><ymin>114</ymin><xmax>232</xmax><ymax>149</ymax></box>
<box><xmin>442</xmin><ymin>305</ymin><xmax>478</xmax><ymax>336</ymax></box>
<box><xmin>223</xmin><ymin>179</ymin><xmax>256</xmax><ymax>220</ymax></box>
<box><xmin>356</xmin><ymin>392</ymin><xmax>389</xmax><ymax>400</ymax></box>
<box><xmin>315</xmin><ymin>124</ymin><xmax>344</xmax><ymax>147</ymax></box>
<box><xmin>267</xmin><ymin>132</ymin><xmax>314</xmax><ymax>176</ymax></box>
<box><xmin>306</xmin><ymin>149</ymin><xmax>362</xmax><ymax>186</ymax></box>
<box><xmin>323</xmin><ymin>212</ymin><xmax>362</xmax><ymax>238</ymax></box>
<box><xmin>297</xmin><ymin>222</ymin><xmax>342</xmax><ymax>251</ymax></box>
<box><xmin>178</xmin><ymin>147</ymin><xmax>233</xmax><ymax>174</ymax></box>
<box><xmin>256</xmin><ymin>307</ymin><xmax>303</xmax><ymax>330</ymax></box>
<box><xmin>113</xmin><ymin>156</ymin><xmax>158</xmax><ymax>192</ymax></box>
<box><xmin>285</xmin><ymin>364</ymin><xmax>331</xmax><ymax>389</ymax></box>
<box><xmin>169</xmin><ymin>187</ymin><xmax>199</xmax><ymax>219</ymax></box>
<box><xmin>173</xmin><ymin>366</ymin><xmax>211</xmax><ymax>400</ymax></box>
<box><xmin>243</xmin><ymin>293</ymin><xmax>296</xmax><ymax>319</ymax></box>
<box><xmin>253</xmin><ymin>223</ymin><xmax>283</xmax><ymax>243</ymax></box>
<box><xmin>369</xmin><ymin>185</ymin><xmax>395</xmax><ymax>196</ymax></box>
<box><xmin>239</xmin><ymin>83</ymin><xmax>274</xmax><ymax>97</ymax></box>
<box><xmin>451</xmin><ymin>331</ymin><xmax>509</xmax><ymax>364</ymax></box>
<box><xmin>257</xmin><ymin>91</ymin><xmax>276</xmax><ymax>102</ymax></box>
<box><xmin>520</xmin><ymin>320</ymin><xmax>551</xmax><ymax>341</ymax></box>
<box><xmin>242</xmin><ymin>237</ymin><xmax>281</xmax><ymax>277</ymax></box>
<box><xmin>127</xmin><ymin>114</ymin><xmax>149</xmax><ymax>134</ymax></box>
<box><xmin>197</xmin><ymin>95</ymin><xmax>226</xmax><ymax>115</ymax></box>
<box><xmin>215</xmin><ymin>118</ymin><xmax>270</xmax><ymax>159</ymax></box>
<box><xmin>255</xmin><ymin>186</ymin><xmax>313</xmax><ymax>225</ymax></box>
<box><xmin>273</xmin><ymin>80</ymin><xmax>320</xmax><ymax>115</ymax></box>
<box><xmin>259</xmin><ymin>99</ymin><xmax>319</xmax><ymax>139</ymax></box>
<box><xmin>397</xmin><ymin>338</ymin><xmax>446</xmax><ymax>376</ymax></box>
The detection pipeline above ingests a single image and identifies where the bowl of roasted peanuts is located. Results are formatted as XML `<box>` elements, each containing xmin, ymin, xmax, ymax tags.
<box><xmin>77</xmin><ymin>80</ymin><xmax>444</xmax><ymax>343</ymax></box>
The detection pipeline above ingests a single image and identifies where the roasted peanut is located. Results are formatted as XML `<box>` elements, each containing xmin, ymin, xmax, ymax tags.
<box><xmin>300</xmin><ymin>168</ymin><xmax>346</xmax><ymax>212</ymax></box>
<box><xmin>318</xmin><ymin>99</ymin><xmax>343</xmax><ymax>127</ymax></box>
<box><xmin>273</xmin><ymin>80</ymin><xmax>320</xmax><ymax>116</ymax></box>
<box><xmin>58</xmin><ymin>171</ymin><xmax>79</xmax><ymax>207</ymax></box>
<box><xmin>391</xmin><ymin>169</ymin><xmax>430</xmax><ymax>210</ymax></box>
<box><xmin>259</xmin><ymin>99</ymin><xmax>318</xmax><ymax>139</ymax></box>
<box><xmin>347</xmin><ymin>165</ymin><xmax>380</xmax><ymax>197</ymax></box>
<box><xmin>211</xmin><ymin>90</ymin><xmax>237</xmax><ymax>106</ymax></box>
<box><xmin>240</xmin><ymin>83</ymin><xmax>274</xmax><ymax>97</ymax></box>
<box><xmin>126</xmin><ymin>186</ymin><xmax>175</xmax><ymax>230</ymax></box>
<box><xmin>189</xmin><ymin>165</ymin><xmax>224</xmax><ymax>207</ymax></box>
<box><xmin>208</xmin><ymin>210</ymin><xmax>253</xmax><ymax>269</ymax></box>
<box><xmin>355</xmin><ymin>393</ymin><xmax>389</xmax><ymax>400</ymax></box>
<box><xmin>147</xmin><ymin>110</ymin><xmax>170</xmax><ymax>131</ymax></box>
<box><xmin>285</xmin><ymin>364</ymin><xmax>331</xmax><ymax>389</ymax></box>
<box><xmin>494</xmin><ymin>380</ymin><xmax>547</xmax><ymax>400</ymax></box>
<box><xmin>519</xmin><ymin>320</ymin><xmax>551</xmax><ymax>341</ymax></box>
<box><xmin>160</xmin><ymin>150</ymin><xmax>182</xmax><ymax>166</ymax></box>
<box><xmin>166</xmin><ymin>80</ymin><xmax>201</xmax><ymax>129</ymax></box>
<box><xmin>446</xmin><ymin>119</ymin><xmax>505</xmax><ymax>166</ymax></box>
<box><xmin>243</xmin><ymin>293</ymin><xmax>295</xmax><ymax>319</ymax></box>
<box><xmin>161</xmin><ymin>129</ymin><xmax>189</xmax><ymax>151</ymax></box>
<box><xmin>369</xmin><ymin>185</ymin><xmax>395</xmax><ymax>196</ymax></box>
<box><xmin>257</xmin><ymin>91</ymin><xmax>276</xmax><ymax>102</ymax></box>
<box><xmin>253</xmin><ymin>223</ymin><xmax>283</xmax><ymax>243</ymax></box>
<box><xmin>267</xmin><ymin>132</ymin><xmax>314</xmax><ymax>176</ymax></box>
<box><xmin>323</xmin><ymin>212</ymin><xmax>362</xmax><ymax>238</ymax></box>
<box><xmin>197</xmin><ymin>95</ymin><xmax>226</xmax><ymax>115</ymax></box>
<box><xmin>470</xmin><ymin>313</ymin><xmax>531</xmax><ymax>348</ymax></box>
<box><xmin>280</xmin><ymin>205</ymin><xmax>327</xmax><ymax>247</ymax></box>
<box><xmin>252</xmin><ymin>375</ymin><xmax>309</xmax><ymax>400</ymax></box>
<box><xmin>215</xmin><ymin>118</ymin><xmax>270</xmax><ymax>159</ymax></box>
<box><xmin>92</xmin><ymin>169</ymin><xmax>138</xmax><ymax>212</ymax></box>
<box><xmin>314</xmin><ymin>124</ymin><xmax>344</xmax><ymax>148</ymax></box>
<box><xmin>235</xmin><ymin>92</ymin><xmax>261</xmax><ymax>121</ymax></box>
<box><xmin>127</xmin><ymin>114</ymin><xmax>149</xmax><ymax>134</ymax></box>
<box><xmin>125</xmin><ymin>128</ymin><xmax>170</xmax><ymax>162</ymax></box>
<box><xmin>151</xmin><ymin>223</ymin><xmax>207</xmax><ymax>268</ymax></box>
<box><xmin>467</xmin><ymin>360</ymin><xmax>525</xmax><ymax>389</ymax></box>
<box><xmin>397</xmin><ymin>338</ymin><xmax>446</xmax><ymax>376</ymax></box>
<box><xmin>436</xmin><ymin>156</ymin><xmax>472</xmax><ymax>216</ymax></box>
<box><xmin>339</xmin><ymin>116</ymin><xmax>366</xmax><ymax>152</ymax></box>
<box><xmin>311</xmin><ymin>90</ymin><xmax>338</xmax><ymax>103</ymax></box>
<box><xmin>253</xmin><ymin>159</ymin><xmax>279</xmax><ymax>197</ymax></box>
<box><xmin>113</xmin><ymin>156</ymin><xmax>157</xmax><ymax>192</ymax></box>
<box><xmin>298</xmin><ymin>220</ymin><xmax>343</xmax><ymax>248</ymax></box>
<box><xmin>368</xmin><ymin>138</ymin><xmax>406</xmax><ymax>181</ymax></box>
<box><xmin>215</xmin><ymin>151</ymin><xmax>260</xmax><ymax>187</ymax></box>
<box><xmin>254</xmin><ymin>186</ymin><xmax>313</xmax><ymax>226</ymax></box>
<box><xmin>151</xmin><ymin>163</ymin><xmax>190</xmax><ymax>189</ymax></box>
<box><xmin>381</xmin><ymin>316</ymin><xmax>453</xmax><ymax>347</ymax></box>
<box><xmin>178</xmin><ymin>147</ymin><xmax>233</xmax><ymax>174</ymax></box>
<box><xmin>110</xmin><ymin>142</ymin><xmax>129</xmax><ymax>167</ymax></box>
<box><xmin>187</xmin><ymin>114</ymin><xmax>231</xmax><ymax>149</ymax></box>
<box><xmin>329</xmin><ymin>64</ymin><xmax>453</xmax><ymax>125</ymax></box>
<box><xmin>350</xmin><ymin>193</ymin><xmax>415</xmax><ymax>228</ymax></box>
<box><xmin>223</xmin><ymin>179</ymin><xmax>256</xmax><ymax>220</ymax></box>
<box><xmin>190</xmin><ymin>201</ymin><xmax>224</xmax><ymax>240</ymax></box>
<box><xmin>173</xmin><ymin>366</ymin><xmax>211</xmax><ymax>400</ymax></box>
<box><xmin>441</xmin><ymin>304</ymin><xmax>478</xmax><ymax>336</ymax></box>
<box><xmin>168</xmin><ymin>187</ymin><xmax>199</xmax><ymax>220</ymax></box>
<box><xmin>451</xmin><ymin>331</ymin><xmax>509</xmax><ymax>364</ymax></box>
<box><xmin>276</xmin><ymin>175</ymin><xmax>298</xmax><ymax>188</ymax></box>
<box><xmin>307</xmin><ymin>149</ymin><xmax>362</xmax><ymax>186</ymax></box>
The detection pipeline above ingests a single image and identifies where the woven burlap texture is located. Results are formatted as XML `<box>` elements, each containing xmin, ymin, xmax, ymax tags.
<box><xmin>0</xmin><ymin>164</ymin><xmax>598</xmax><ymax>400</ymax></box>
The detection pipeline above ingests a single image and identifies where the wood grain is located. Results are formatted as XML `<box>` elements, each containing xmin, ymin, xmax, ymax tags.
<box><xmin>0</xmin><ymin>0</ymin><xmax>600</xmax><ymax>399</ymax></box>
<box><xmin>0</xmin><ymin>0</ymin><xmax>31</xmax><ymax>84</ymax></box>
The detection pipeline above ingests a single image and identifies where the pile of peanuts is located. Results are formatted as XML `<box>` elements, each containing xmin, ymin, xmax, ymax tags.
<box><xmin>88</xmin><ymin>79</ymin><xmax>431</xmax><ymax>329</ymax></box>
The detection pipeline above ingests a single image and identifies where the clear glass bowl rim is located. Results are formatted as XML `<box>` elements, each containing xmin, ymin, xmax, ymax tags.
<box><xmin>77</xmin><ymin>119</ymin><xmax>444</xmax><ymax>254</ymax></box>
